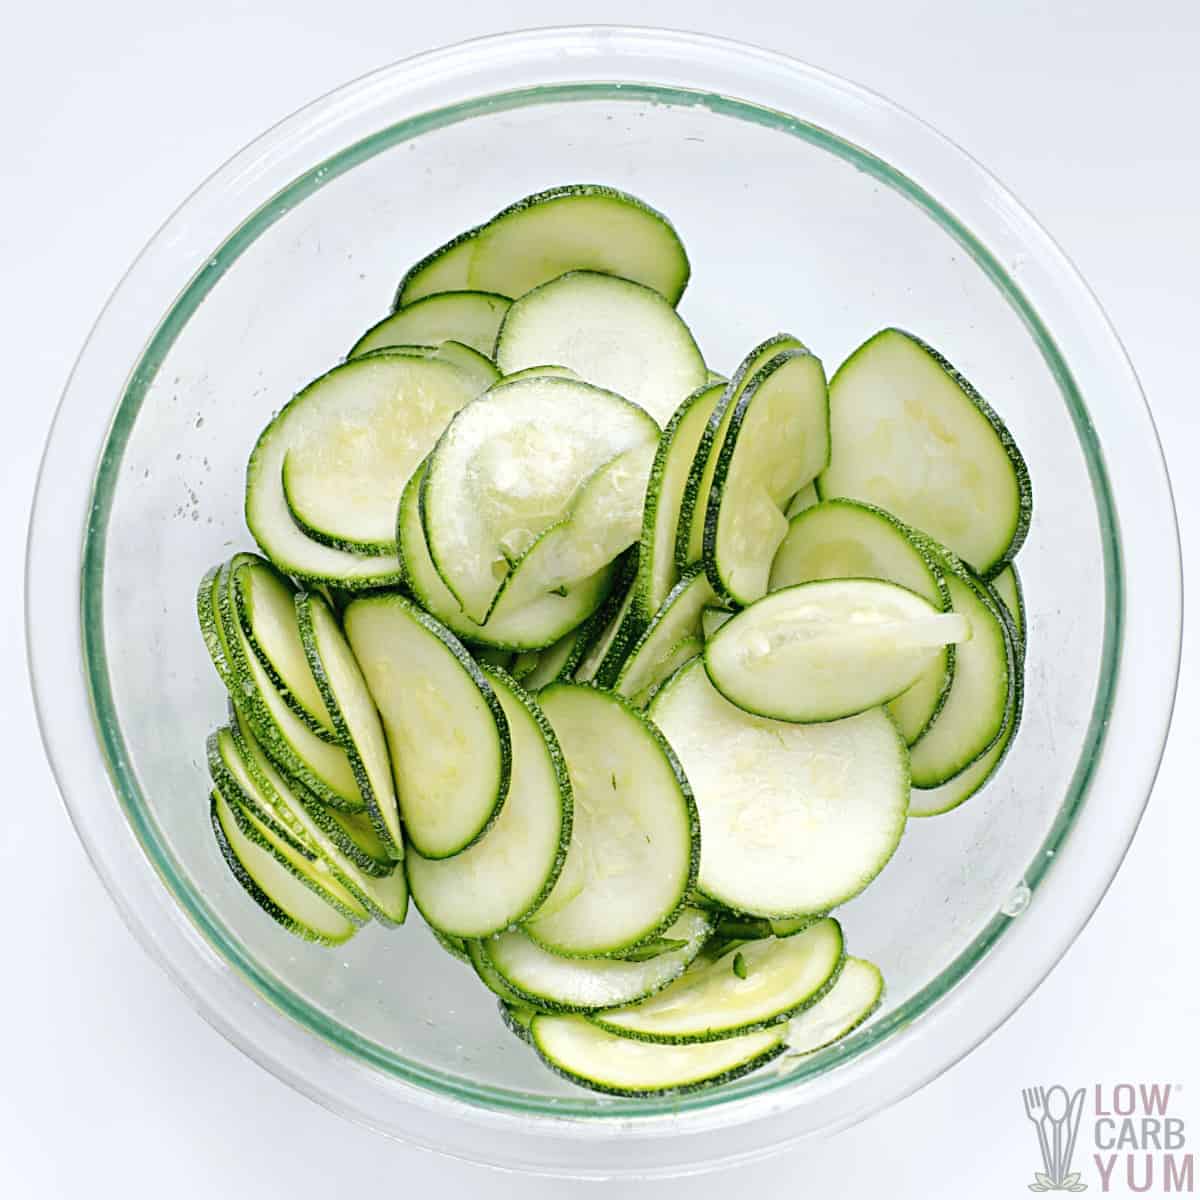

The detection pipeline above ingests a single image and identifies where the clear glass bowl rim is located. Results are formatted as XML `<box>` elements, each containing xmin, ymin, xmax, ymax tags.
<box><xmin>26</xmin><ymin>25</ymin><xmax>1181</xmax><ymax>1174</ymax></box>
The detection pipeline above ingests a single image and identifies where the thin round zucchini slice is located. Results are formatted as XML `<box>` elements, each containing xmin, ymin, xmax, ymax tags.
<box><xmin>703</xmin><ymin>580</ymin><xmax>968</xmax><ymax>724</ymax></box>
<box><xmin>486</xmin><ymin>440</ymin><xmax>656</xmax><ymax>622</ymax></box>
<box><xmin>990</xmin><ymin>563</ymin><xmax>1025</xmax><ymax>640</ymax></box>
<box><xmin>817</xmin><ymin>328</ymin><xmax>1032</xmax><ymax>577</ymax></box>
<box><xmin>421</xmin><ymin>374</ymin><xmax>657</xmax><ymax>623</ymax></box>
<box><xmin>571</xmin><ymin>572</ymin><xmax>643</xmax><ymax>687</ymax></box>
<box><xmin>498</xmin><ymin>1000</ymin><xmax>540</xmax><ymax>1046</ymax></box>
<box><xmin>530</xmin><ymin>1014</ymin><xmax>784</xmax><ymax>1098</ymax></box>
<box><xmin>343</xmin><ymin>594</ymin><xmax>511</xmax><ymax>859</ymax></box>
<box><xmin>430</xmin><ymin>340</ymin><xmax>501</xmax><ymax>393</ymax></box>
<box><xmin>768</xmin><ymin>498</ymin><xmax>954</xmax><ymax>742</ymax></box>
<box><xmin>349</xmin><ymin>290</ymin><xmax>511</xmax><ymax>358</ymax></box>
<box><xmin>676</xmin><ymin>334</ymin><xmax>806</xmax><ymax>570</ymax></box>
<box><xmin>634</xmin><ymin>380</ymin><xmax>724</xmax><ymax>622</ymax></box>
<box><xmin>397</xmin><ymin>460</ymin><xmax>618</xmax><ymax>651</ymax></box>
<box><xmin>650</xmin><ymin>660</ymin><xmax>909</xmax><ymax>917</ymax></box>
<box><xmin>592</xmin><ymin>917</ymin><xmax>844</xmax><ymax>1043</ymax></box>
<box><xmin>494</xmin><ymin>271</ymin><xmax>706</xmax><ymax>426</ymax></box>
<box><xmin>295</xmin><ymin>592</ymin><xmax>404</xmax><ymax>859</ymax></box>
<box><xmin>908</xmin><ymin>557</ymin><xmax>1014</xmax><ymax>788</ymax></box>
<box><xmin>910</xmin><ymin>578</ymin><xmax>1024</xmax><ymax>815</ymax></box>
<box><xmin>231</xmin><ymin>557</ymin><xmax>336</xmax><ymax>742</ymax></box>
<box><xmin>397</xmin><ymin>184</ymin><xmax>690</xmax><ymax>307</ymax></box>
<box><xmin>250</xmin><ymin>352</ymin><xmax>478</xmax><ymax>561</ymax></box>
<box><xmin>227</xmin><ymin>714</ymin><xmax>409</xmax><ymax>923</ymax></box>
<box><xmin>783</xmin><ymin>956</ymin><xmax>884</xmax><ymax>1056</ymax></box>
<box><xmin>210</xmin><ymin>792</ymin><xmax>360</xmax><ymax>945</ymax></box>
<box><xmin>220</xmin><ymin>782</ymin><xmax>370</xmax><ymax>922</ymax></box>
<box><xmin>480</xmin><ymin>909</ymin><xmax>711</xmax><ymax>1013</ymax></box>
<box><xmin>406</xmin><ymin>667</ymin><xmax>572</xmax><ymax>938</ymax></box>
<box><xmin>614</xmin><ymin>566</ymin><xmax>716</xmax><ymax>704</ymax></box>
<box><xmin>215</xmin><ymin>559</ymin><xmax>364</xmax><ymax>811</ymax></box>
<box><xmin>500</xmin><ymin>364</ymin><xmax>580</xmax><ymax>383</ymax></box>
<box><xmin>198</xmin><ymin>564</ymin><xmax>236</xmax><ymax>692</ymax></box>
<box><xmin>703</xmin><ymin>349</ymin><xmax>829</xmax><ymax>606</ymax></box>
<box><xmin>524</xmin><ymin>683</ymin><xmax>699</xmax><ymax>957</ymax></box>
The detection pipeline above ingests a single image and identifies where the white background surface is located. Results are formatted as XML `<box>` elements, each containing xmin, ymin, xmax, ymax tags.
<box><xmin>4</xmin><ymin>2</ymin><xmax>1197</xmax><ymax>1195</ymax></box>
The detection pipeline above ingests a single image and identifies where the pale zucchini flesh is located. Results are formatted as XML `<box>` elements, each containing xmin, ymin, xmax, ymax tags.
<box><xmin>614</xmin><ymin>566</ymin><xmax>716</xmax><ymax>703</ymax></box>
<box><xmin>650</xmin><ymin>661</ymin><xmax>909</xmax><ymax>917</ymax></box>
<box><xmin>211</xmin><ymin>792</ymin><xmax>359</xmax><ymax>945</ymax></box>
<box><xmin>908</xmin><ymin>565</ymin><xmax>1012</xmax><ymax>788</ymax></box>
<box><xmin>677</xmin><ymin>334</ymin><xmax>806</xmax><ymax>570</ymax></box>
<box><xmin>349</xmin><ymin>290</ymin><xmax>511</xmax><ymax>358</ymax></box>
<box><xmin>295</xmin><ymin>592</ymin><xmax>404</xmax><ymax>858</ymax></box>
<box><xmin>397</xmin><ymin>186</ymin><xmax>690</xmax><ymax>307</ymax></box>
<box><xmin>398</xmin><ymin>460</ymin><xmax>618</xmax><ymax>651</ymax></box>
<box><xmin>232</xmin><ymin>558</ymin><xmax>337</xmax><ymax>742</ymax></box>
<box><xmin>481</xmin><ymin>909</ymin><xmax>711</xmax><ymax>1013</ymax></box>
<box><xmin>523</xmin><ymin>684</ymin><xmax>698</xmax><ymax>957</ymax></box>
<box><xmin>704</xmin><ymin>349</ymin><xmax>829</xmax><ymax>606</ymax></box>
<box><xmin>343</xmin><ymin>594</ymin><xmax>511</xmax><ymax>859</ymax></box>
<box><xmin>215</xmin><ymin>560</ymin><xmax>364</xmax><ymax>811</ymax></box>
<box><xmin>421</xmin><ymin>375</ymin><xmax>657</xmax><ymax>623</ymax></box>
<box><xmin>406</xmin><ymin>667</ymin><xmax>572</xmax><ymax>938</ymax></box>
<box><xmin>274</xmin><ymin>354</ymin><xmax>479</xmax><ymax>554</ymax></box>
<box><xmin>634</xmin><ymin>381</ymin><xmax>724</xmax><ymax>622</ymax></box>
<box><xmin>783</xmin><ymin>956</ymin><xmax>884</xmax><ymax>1056</ymax></box>
<box><xmin>494</xmin><ymin>271</ymin><xmax>706</xmax><ymax>426</ymax></box>
<box><xmin>531</xmin><ymin>1014</ymin><xmax>784</xmax><ymax>1097</ymax></box>
<box><xmin>768</xmin><ymin>498</ymin><xmax>953</xmax><ymax>742</ymax></box>
<box><xmin>703</xmin><ymin>580</ymin><xmax>968</xmax><ymax>724</ymax></box>
<box><xmin>592</xmin><ymin>917</ymin><xmax>844</xmax><ymax>1043</ymax></box>
<box><xmin>227</xmin><ymin>714</ymin><xmax>409</xmax><ymax>922</ymax></box>
<box><xmin>817</xmin><ymin>328</ymin><xmax>1031</xmax><ymax>577</ymax></box>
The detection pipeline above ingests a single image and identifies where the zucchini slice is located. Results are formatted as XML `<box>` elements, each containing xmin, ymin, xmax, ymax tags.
<box><xmin>768</xmin><ymin>499</ymin><xmax>953</xmax><ymax>743</ymax></box>
<box><xmin>817</xmin><ymin>328</ymin><xmax>1032</xmax><ymax>577</ymax></box>
<box><xmin>911</xmin><ymin>576</ymin><xmax>1024</xmax><ymax>815</ymax></box>
<box><xmin>210</xmin><ymin>791</ymin><xmax>360</xmax><ymax>945</ymax></box>
<box><xmin>429</xmin><ymin>340</ymin><xmax>501</xmax><ymax>393</ymax></box>
<box><xmin>784</xmin><ymin>481</ymin><xmax>819</xmax><ymax>519</ymax></box>
<box><xmin>614</xmin><ymin>566</ymin><xmax>716</xmax><ymax>705</ymax></box>
<box><xmin>295</xmin><ymin>592</ymin><xmax>404</xmax><ymax>858</ymax></box>
<box><xmin>524</xmin><ymin>683</ymin><xmax>699</xmax><ymax>957</ymax></box>
<box><xmin>908</xmin><ymin>555</ymin><xmax>1014</xmax><ymax>788</ymax></box>
<box><xmin>650</xmin><ymin>660</ymin><xmax>909</xmax><ymax>917</ymax></box>
<box><xmin>231</xmin><ymin>557</ymin><xmax>337</xmax><ymax>742</ymax></box>
<box><xmin>343</xmin><ymin>594</ymin><xmax>512</xmax><ymax>859</ymax></box>
<box><xmin>499</xmin><ymin>364</ymin><xmax>580</xmax><ymax>383</ymax></box>
<box><xmin>397</xmin><ymin>185</ymin><xmax>690</xmax><ymax>307</ymax></box>
<box><xmin>991</xmin><ymin>563</ymin><xmax>1025</xmax><ymax>640</ymax></box>
<box><xmin>494</xmin><ymin>271</ymin><xmax>706</xmax><ymax>425</ymax></box>
<box><xmin>349</xmin><ymin>291</ymin><xmax>511</xmax><ymax>358</ymax></box>
<box><xmin>700</xmin><ymin>607</ymin><xmax>733</xmax><ymax>639</ymax></box>
<box><xmin>703</xmin><ymin>580</ymin><xmax>968</xmax><ymax>724</ymax></box>
<box><xmin>214</xmin><ymin>559</ymin><xmax>364</xmax><ymax>811</ymax></box>
<box><xmin>397</xmin><ymin>460</ymin><xmax>618</xmax><ymax>651</ymax></box>
<box><xmin>421</xmin><ymin>375</ymin><xmax>658</xmax><ymax>623</ymax></box>
<box><xmin>479</xmin><ymin>909</ymin><xmax>711</xmax><ymax>1013</ymax></box>
<box><xmin>592</xmin><ymin>918</ymin><xmax>844</xmax><ymax>1043</ymax></box>
<box><xmin>228</xmin><ymin>704</ymin><xmax>393</xmax><ymax>877</ymax></box>
<box><xmin>633</xmin><ymin>381</ymin><xmax>724</xmax><ymax>622</ymax></box>
<box><xmin>676</xmin><ymin>334</ymin><xmax>806</xmax><ymax>570</ymax></box>
<box><xmin>227</xmin><ymin>714</ymin><xmax>409</xmax><ymax>923</ymax></box>
<box><xmin>530</xmin><ymin>1014</ymin><xmax>784</xmax><ymax>1098</ymax></box>
<box><xmin>498</xmin><ymin>1000</ymin><xmax>540</xmax><ymax>1046</ymax></box>
<box><xmin>572</xmin><ymin>572</ymin><xmax>643</xmax><ymax>687</ymax></box>
<box><xmin>783</xmin><ymin>956</ymin><xmax>884</xmax><ymax>1056</ymax></box>
<box><xmin>406</xmin><ymin>667</ymin><xmax>572</xmax><ymax>938</ymax></box>
<box><xmin>486</xmin><ymin>440</ymin><xmax>656</xmax><ymax>622</ymax></box>
<box><xmin>250</xmin><ymin>352</ymin><xmax>478</xmax><ymax>562</ymax></box>
<box><xmin>703</xmin><ymin>349</ymin><xmax>829</xmax><ymax>606</ymax></box>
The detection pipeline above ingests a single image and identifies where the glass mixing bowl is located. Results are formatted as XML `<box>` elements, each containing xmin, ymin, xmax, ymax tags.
<box><xmin>27</xmin><ymin>26</ymin><xmax>1181</xmax><ymax>1178</ymax></box>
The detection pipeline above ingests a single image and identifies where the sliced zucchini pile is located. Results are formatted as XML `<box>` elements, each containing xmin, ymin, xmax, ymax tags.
<box><xmin>196</xmin><ymin>183</ymin><xmax>1030</xmax><ymax>1095</ymax></box>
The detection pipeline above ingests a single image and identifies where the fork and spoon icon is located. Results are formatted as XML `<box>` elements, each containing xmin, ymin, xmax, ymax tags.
<box><xmin>1022</xmin><ymin>1085</ymin><xmax>1088</xmax><ymax>1191</ymax></box>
